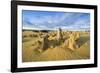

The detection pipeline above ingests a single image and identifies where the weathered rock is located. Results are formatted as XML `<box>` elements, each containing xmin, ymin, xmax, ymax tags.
<box><xmin>64</xmin><ymin>32</ymin><xmax>79</xmax><ymax>51</ymax></box>
<box><xmin>57</xmin><ymin>28</ymin><xmax>63</xmax><ymax>44</ymax></box>
<box><xmin>41</xmin><ymin>35</ymin><xmax>49</xmax><ymax>51</ymax></box>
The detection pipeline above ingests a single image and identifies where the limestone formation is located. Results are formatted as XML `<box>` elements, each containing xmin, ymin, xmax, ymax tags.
<box><xmin>41</xmin><ymin>34</ymin><xmax>49</xmax><ymax>51</ymax></box>
<box><xmin>64</xmin><ymin>32</ymin><xmax>79</xmax><ymax>51</ymax></box>
<box><xmin>57</xmin><ymin>28</ymin><xmax>63</xmax><ymax>44</ymax></box>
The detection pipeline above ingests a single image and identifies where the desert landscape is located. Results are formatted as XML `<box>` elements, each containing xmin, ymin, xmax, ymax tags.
<box><xmin>22</xmin><ymin>29</ymin><xmax>90</xmax><ymax>62</ymax></box>
<box><xmin>22</xmin><ymin>10</ymin><xmax>90</xmax><ymax>62</ymax></box>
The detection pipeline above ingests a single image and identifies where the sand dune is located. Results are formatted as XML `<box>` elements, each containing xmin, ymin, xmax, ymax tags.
<box><xmin>32</xmin><ymin>42</ymin><xmax>90</xmax><ymax>61</ymax></box>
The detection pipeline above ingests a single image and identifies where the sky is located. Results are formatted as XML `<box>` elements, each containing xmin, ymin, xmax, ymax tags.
<box><xmin>22</xmin><ymin>10</ymin><xmax>90</xmax><ymax>31</ymax></box>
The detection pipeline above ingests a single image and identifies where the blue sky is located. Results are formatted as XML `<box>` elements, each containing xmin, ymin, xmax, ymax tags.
<box><xmin>22</xmin><ymin>10</ymin><xmax>90</xmax><ymax>31</ymax></box>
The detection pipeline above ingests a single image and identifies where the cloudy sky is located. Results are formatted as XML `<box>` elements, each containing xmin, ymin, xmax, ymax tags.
<box><xmin>22</xmin><ymin>10</ymin><xmax>90</xmax><ymax>31</ymax></box>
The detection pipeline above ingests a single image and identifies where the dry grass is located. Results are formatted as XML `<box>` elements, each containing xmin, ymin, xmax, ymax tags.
<box><xmin>22</xmin><ymin>30</ymin><xmax>90</xmax><ymax>62</ymax></box>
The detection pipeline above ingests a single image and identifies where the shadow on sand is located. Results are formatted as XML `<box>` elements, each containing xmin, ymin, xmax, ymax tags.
<box><xmin>76</xmin><ymin>36</ymin><xmax>90</xmax><ymax>47</ymax></box>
